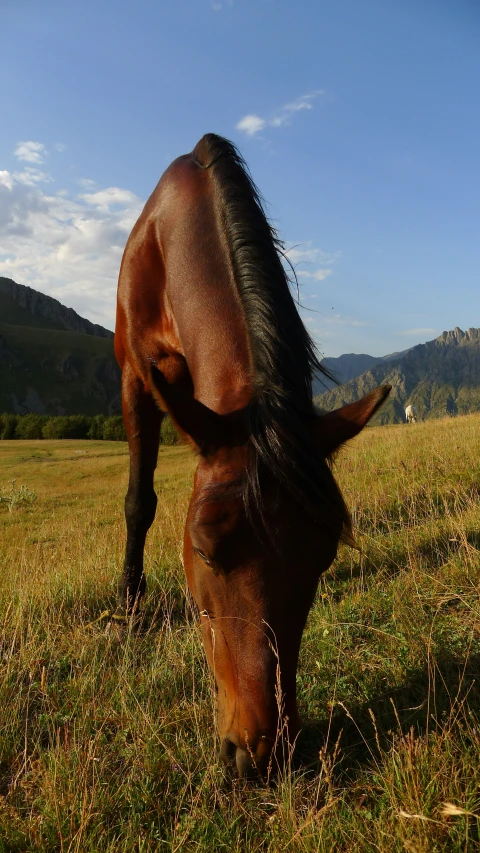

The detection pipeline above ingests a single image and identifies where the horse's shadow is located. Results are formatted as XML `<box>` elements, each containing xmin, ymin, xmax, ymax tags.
<box><xmin>295</xmin><ymin>650</ymin><xmax>480</xmax><ymax>778</ymax></box>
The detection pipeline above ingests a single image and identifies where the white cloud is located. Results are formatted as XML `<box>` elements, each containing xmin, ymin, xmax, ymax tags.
<box><xmin>286</xmin><ymin>246</ymin><xmax>321</xmax><ymax>265</ymax></box>
<box><xmin>14</xmin><ymin>141</ymin><xmax>46</xmax><ymax>164</ymax></box>
<box><xmin>0</xmin><ymin>161</ymin><xmax>143</xmax><ymax>330</ymax></box>
<box><xmin>286</xmin><ymin>94</ymin><xmax>319</xmax><ymax>112</ymax></box>
<box><xmin>236</xmin><ymin>114</ymin><xmax>266</xmax><ymax>137</ymax></box>
<box><xmin>54</xmin><ymin>142</ymin><xmax>66</xmax><ymax>153</ymax></box>
<box><xmin>324</xmin><ymin>314</ymin><xmax>367</xmax><ymax>327</ymax></box>
<box><xmin>271</xmin><ymin>91</ymin><xmax>324</xmax><ymax>128</ymax></box>
<box><xmin>236</xmin><ymin>90</ymin><xmax>324</xmax><ymax>137</ymax></box>
<box><xmin>284</xmin><ymin>242</ymin><xmax>339</xmax><ymax>294</ymax></box>
<box><xmin>211</xmin><ymin>0</ymin><xmax>233</xmax><ymax>9</ymax></box>
<box><xmin>297</xmin><ymin>268</ymin><xmax>332</xmax><ymax>282</ymax></box>
<box><xmin>13</xmin><ymin>167</ymin><xmax>53</xmax><ymax>186</ymax></box>
<box><xmin>399</xmin><ymin>327</ymin><xmax>437</xmax><ymax>335</ymax></box>
<box><xmin>80</xmin><ymin>187</ymin><xmax>142</xmax><ymax>212</ymax></box>
<box><xmin>0</xmin><ymin>171</ymin><xmax>14</xmax><ymax>190</ymax></box>
<box><xmin>285</xmin><ymin>243</ymin><xmax>340</xmax><ymax>267</ymax></box>
<box><xmin>302</xmin><ymin>317</ymin><xmax>336</xmax><ymax>341</ymax></box>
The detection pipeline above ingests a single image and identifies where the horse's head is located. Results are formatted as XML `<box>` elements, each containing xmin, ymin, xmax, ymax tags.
<box><xmin>180</xmin><ymin>387</ymin><xmax>390</xmax><ymax>776</ymax></box>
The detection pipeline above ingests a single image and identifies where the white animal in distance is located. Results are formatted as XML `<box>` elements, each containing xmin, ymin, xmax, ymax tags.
<box><xmin>405</xmin><ymin>405</ymin><xmax>417</xmax><ymax>423</ymax></box>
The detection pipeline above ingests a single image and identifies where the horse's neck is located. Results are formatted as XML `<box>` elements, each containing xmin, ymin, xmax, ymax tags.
<box><xmin>164</xmin><ymin>190</ymin><xmax>252</xmax><ymax>415</ymax></box>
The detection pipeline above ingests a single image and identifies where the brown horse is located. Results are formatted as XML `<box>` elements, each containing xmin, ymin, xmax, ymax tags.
<box><xmin>114</xmin><ymin>134</ymin><xmax>390</xmax><ymax>776</ymax></box>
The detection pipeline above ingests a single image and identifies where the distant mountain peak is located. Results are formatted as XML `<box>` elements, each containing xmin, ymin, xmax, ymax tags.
<box><xmin>435</xmin><ymin>327</ymin><xmax>479</xmax><ymax>345</ymax></box>
<box><xmin>0</xmin><ymin>277</ymin><xmax>113</xmax><ymax>339</ymax></box>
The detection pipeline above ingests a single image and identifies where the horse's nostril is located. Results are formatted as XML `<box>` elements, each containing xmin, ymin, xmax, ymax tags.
<box><xmin>235</xmin><ymin>747</ymin><xmax>253</xmax><ymax>778</ymax></box>
<box><xmin>220</xmin><ymin>737</ymin><xmax>271</xmax><ymax>777</ymax></box>
<box><xmin>220</xmin><ymin>737</ymin><xmax>237</xmax><ymax>766</ymax></box>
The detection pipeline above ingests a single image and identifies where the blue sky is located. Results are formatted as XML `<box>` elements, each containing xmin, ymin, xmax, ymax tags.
<box><xmin>1</xmin><ymin>0</ymin><xmax>479</xmax><ymax>357</ymax></box>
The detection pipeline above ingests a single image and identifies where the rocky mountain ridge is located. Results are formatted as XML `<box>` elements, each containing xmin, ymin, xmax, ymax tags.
<box><xmin>314</xmin><ymin>326</ymin><xmax>480</xmax><ymax>423</ymax></box>
<box><xmin>0</xmin><ymin>277</ymin><xmax>113</xmax><ymax>338</ymax></box>
<box><xmin>313</xmin><ymin>347</ymin><xmax>412</xmax><ymax>395</ymax></box>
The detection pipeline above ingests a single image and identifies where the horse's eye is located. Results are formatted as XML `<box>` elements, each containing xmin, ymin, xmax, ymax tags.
<box><xmin>195</xmin><ymin>548</ymin><xmax>212</xmax><ymax>566</ymax></box>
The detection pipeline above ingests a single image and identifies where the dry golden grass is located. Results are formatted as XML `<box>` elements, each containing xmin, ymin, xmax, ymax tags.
<box><xmin>0</xmin><ymin>417</ymin><xmax>479</xmax><ymax>851</ymax></box>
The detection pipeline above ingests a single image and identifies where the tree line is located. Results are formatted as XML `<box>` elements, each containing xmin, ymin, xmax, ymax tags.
<box><xmin>0</xmin><ymin>413</ymin><xmax>179</xmax><ymax>444</ymax></box>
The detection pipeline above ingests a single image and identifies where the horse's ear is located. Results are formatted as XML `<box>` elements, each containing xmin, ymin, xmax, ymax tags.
<box><xmin>312</xmin><ymin>386</ymin><xmax>391</xmax><ymax>457</ymax></box>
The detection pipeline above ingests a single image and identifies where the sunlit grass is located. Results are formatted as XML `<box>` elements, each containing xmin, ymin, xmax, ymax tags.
<box><xmin>0</xmin><ymin>419</ymin><xmax>479</xmax><ymax>851</ymax></box>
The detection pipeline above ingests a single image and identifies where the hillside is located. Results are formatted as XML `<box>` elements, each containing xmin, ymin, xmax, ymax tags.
<box><xmin>0</xmin><ymin>279</ymin><xmax>120</xmax><ymax>415</ymax></box>
<box><xmin>313</xmin><ymin>348</ymin><xmax>413</xmax><ymax>395</ymax></box>
<box><xmin>315</xmin><ymin>326</ymin><xmax>480</xmax><ymax>423</ymax></box>
<box><xmin>0</xmin><ymin>278</ymin><xmax>113</xmax><ymax>338</ymax></box>
<box><xmin>313</xmin><ymin>353</ymin><xmax>379</xmax><ymax>395</ymax></box>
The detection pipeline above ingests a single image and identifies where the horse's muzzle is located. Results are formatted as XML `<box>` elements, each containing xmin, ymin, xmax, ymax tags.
<box><xmin>220</xmin><ymin>735</ymin><xmax>273</xmax><ymax>778</ymax></box>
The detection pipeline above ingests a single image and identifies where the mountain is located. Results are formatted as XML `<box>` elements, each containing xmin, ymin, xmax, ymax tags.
<box><xmin>0</xmin><ymin>278</ymin><xmax>113</xmax><ymax>338</ymax></box>
<box><xmin>313</xmin><ymin>354</ymin><xmax>378</xmax><ymax>395</ymax></box>
<box><xmin>0</xmin><ymin>278</ymin><xmax>120</xmax><ymax>416</ymax></box>
<box><xmin>314</xmin><ymin>327</ymin><xmax>480</xmax><ymax>423</ymax></box>
<box><xmin>312</xmin><ymin>348</ymin><xmax>413</xmax><ymax>395</ymax></box>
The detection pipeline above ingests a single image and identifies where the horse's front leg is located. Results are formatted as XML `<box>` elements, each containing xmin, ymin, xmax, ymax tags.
<box><xmin>117</xmin><ymin>363</ymin><xmax>162</xmax><ymax>617</ymax></box>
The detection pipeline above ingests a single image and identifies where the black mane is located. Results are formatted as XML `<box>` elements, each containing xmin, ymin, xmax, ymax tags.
<box><xmin>192</xmin><ymin>133</ymin><xmax>352</xmax><ymax>542</ymax></box>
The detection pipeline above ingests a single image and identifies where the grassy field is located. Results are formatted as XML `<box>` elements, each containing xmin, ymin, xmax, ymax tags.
<box><xmin>0</xmin><ymin>416</ymin><xmax>479</xmax><ymax>851</ymax></box>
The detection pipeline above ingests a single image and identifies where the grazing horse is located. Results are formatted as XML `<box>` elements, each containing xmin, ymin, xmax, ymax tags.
<box><xmin>405</xmin><ymin>404</ymin><xmax>417</xmax><ymax>423</ymax></box>
<box><xmin>114</xmin><ymin>134</ymin><xmax>390</xmax><ymax>776</ymax></box>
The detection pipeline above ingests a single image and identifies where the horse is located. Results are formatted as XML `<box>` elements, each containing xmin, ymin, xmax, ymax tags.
<box><xmin>114</xmin><ymin>133</ymin><xmax>391</xmax><ymax>776</ymax></box>
<box><xmin>405</xmin><ymin>404</ymin><xmax>417</xmax><ymax>423</ymax></box>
